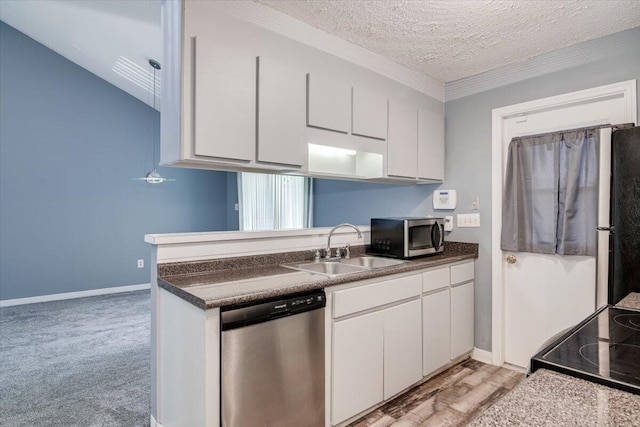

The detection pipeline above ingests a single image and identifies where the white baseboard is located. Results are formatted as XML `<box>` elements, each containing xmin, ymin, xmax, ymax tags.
<box><xmin>0</xmin><ymin>283</ymin><xmax>150</xmax><ymax>307</ymax></box>
<box><xmin>472</xmin><ymin>347</ymin><xmax>494</xmax><ymax>365</ymax></box>
<box><xmin>150</xmin><ymin>415</ymin><xmax>162</xmax><ymax>427</ymax></box>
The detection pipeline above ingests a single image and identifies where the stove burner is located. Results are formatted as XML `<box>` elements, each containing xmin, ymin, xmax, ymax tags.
<box><xmin>614</xmin><ymin>314</ymin><xmax>640</xmax><ymax>332</ymax></box>
<box><xmin>532</xmin><ymin>307</ymin><xmax>640</xmax><ymax>394</ymax></box>
<box><xmin>578</xmin><ymin>343</ymin><xmax>640</xmax><ymax>379</ymax></box>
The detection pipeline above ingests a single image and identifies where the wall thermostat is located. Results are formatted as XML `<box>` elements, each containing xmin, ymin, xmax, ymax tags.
<box><xmin>433</xmin><ymin>190</ymin><xmax>457</xmax><ymax>210</ymax></box>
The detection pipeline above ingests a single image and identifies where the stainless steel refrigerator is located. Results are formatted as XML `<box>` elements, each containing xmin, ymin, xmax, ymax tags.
<box><xmin>609</xmin><ymin>126</ymin><xmax>640</xmax><ymax>304</ymax></box>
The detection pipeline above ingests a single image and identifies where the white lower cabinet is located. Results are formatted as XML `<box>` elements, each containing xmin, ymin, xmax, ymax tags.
<box><xmin>331</xmin><ymin>274</ymin><xmax>422</xmax><ymax>425</ymax></box>
<box><xmin>451</xmin><ymin>281</ymin><xmax>475</xmax><ymax>359</ymax></box>
<box><xmin>422</xmin><ymin>288</ymin><xmax>451</xmax><ymax>376</ymax></box>
<box><xmin>332</xmin><ymin>311</ymin><xmax>384</xmax><ymax>425</ymax></box>
<box><xmin>383</xmin><ymin>299</ymin><xmax>423</xmax><ymax>400</ymax></box>
<box><xmin>330</xmin><ymin>262</ymin><xmax>475</xmax><ymax>425</ymax></box>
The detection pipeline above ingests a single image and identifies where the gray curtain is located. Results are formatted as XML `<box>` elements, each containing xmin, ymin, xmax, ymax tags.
<box><xmin>501</xmin><ymin>129</ymin><xmax>599</xmax><ymax>256</ymax></box>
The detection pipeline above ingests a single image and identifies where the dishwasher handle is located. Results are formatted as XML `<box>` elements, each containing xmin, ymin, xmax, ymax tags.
<box><xmin>221</xmin><ymin>290</ymin><xmax>326</xmax><ymax>331</ymax></box>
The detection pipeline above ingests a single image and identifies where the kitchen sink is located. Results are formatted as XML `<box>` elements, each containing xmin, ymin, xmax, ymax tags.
<box><xmin>282</xmin><ymin>256</ymin><xmax>406</xmax><ymax>278</ymax></box>
<box><xmin>341</xmin><ymin>256</ymin><xmax>406</xmax><ymax>269</ymax></box>
<box><xmin>283</xmin><ymin>261</ymin><xmax>369</xmax><ymax>277</ymax></box>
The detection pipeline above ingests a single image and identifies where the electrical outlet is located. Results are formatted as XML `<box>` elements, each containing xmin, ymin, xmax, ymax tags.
<box><xmin>137</xmin><ymin>259</ymin><xmax>144</xmax><ymax>269</ymax></box>
<box><xmin>457</xmin><ymin>213</ymin><xmax>481</xmax><ymax>228</ymax></box>
<box><xmin>444</xmin><ymin>215</ymin><xmax>454</xmax><ymax>231</ymax></box>
<box><xmin>234</xmin><ymin>203</ymin><xmax>239</xmax><ymax>211</ymax></box>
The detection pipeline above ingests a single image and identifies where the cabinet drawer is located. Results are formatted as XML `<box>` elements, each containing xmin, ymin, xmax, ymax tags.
<box><xmin>451</xmin><ymin>261</ymin><xmax>474</xmax><ymax>285</ymax></box>
<box><xmin>333</xmin><ymin>275</ymin><xmax>422</xmax><ymax>318</ymax></box>
<box><xmin>422</xmin><ymin>267</ymin><xmax>450</xmax><ymax>293</ymax></box>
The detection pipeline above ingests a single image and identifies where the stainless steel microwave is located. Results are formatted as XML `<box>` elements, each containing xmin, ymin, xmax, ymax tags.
<box><xmin>369</xmin><ymin>217</ymin><xmax>444</xmax><ymax>259</ymax></box>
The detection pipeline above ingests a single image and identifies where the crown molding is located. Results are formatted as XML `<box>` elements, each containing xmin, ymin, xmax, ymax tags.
<box><xmin>445</xmin><ymin>27</ymin><xmax>640</xmax><ymax>102</ymax></box>
<box><xmin>208</xmin><ymin>1</ymin><xmax>444</xmax><ymax>101</ymax></box>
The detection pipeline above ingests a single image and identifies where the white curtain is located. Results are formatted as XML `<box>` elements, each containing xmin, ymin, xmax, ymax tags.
<box><xmin>238</xmin><ymin>173</ymin><xmax>313</xmax><ymax>231</ymax></box>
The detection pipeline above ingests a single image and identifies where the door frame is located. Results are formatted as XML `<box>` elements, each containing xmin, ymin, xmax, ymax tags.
<box><xmin>490</xmin><ymin>80</ymin><xmax>637</xmax><ymax>366</ymax></box>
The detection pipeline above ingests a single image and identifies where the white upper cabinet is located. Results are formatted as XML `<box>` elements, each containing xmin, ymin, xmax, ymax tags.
<box><xmin>256</xmin><ymin>56</ymin><xmax>306</xmax><ymax>167</ymax></box>
<box><xmin>418</xmin><ymin>108</ymin><xmax>445</xmax><ymax>181</ymax></box>
<box><xmin>387</xmin><ymin>100</ymin><xmax>418</xmax><ymax>178</ymax></box>
<box><xmin>352</xmin><ymin>87</ymin><xmax>388</xmax><ymax>140</ymax></box>
<box><xmin>192</xmin><ymin>40</ymin><xmax>255</xmax><ymax>162</ymax></box>
<box><xmin>161</xmin><ymin>1</ymin><xmax>445</xmax><ymax>182</ymax></box>
<box><xmin>307</xmin><ymin>73</ymin><xmax>351</xmax><ymax>133</ymax></box>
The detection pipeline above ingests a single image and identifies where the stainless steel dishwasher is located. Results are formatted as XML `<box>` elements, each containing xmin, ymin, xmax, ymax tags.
<box><xmin>221</xmin><ymin>290</ymin><xmax>325</xmax><ymax>427</ymax></box>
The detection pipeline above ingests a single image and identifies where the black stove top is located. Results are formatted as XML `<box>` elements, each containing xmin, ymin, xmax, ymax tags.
<box><xmin>531</xmin><ymin>305</ymin><xmax>640</xmax><ymax>395</ymax></box>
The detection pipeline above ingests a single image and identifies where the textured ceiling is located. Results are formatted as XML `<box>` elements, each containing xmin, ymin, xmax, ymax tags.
<box><xmin>258</xmin><ymin>0</ymin><xmax>640</xmax><ymax>83</ymax></box>
<box><xmin>2</xmin><ymin>0</ymin><xmax>639</xmax><ymax>104</ymax></box>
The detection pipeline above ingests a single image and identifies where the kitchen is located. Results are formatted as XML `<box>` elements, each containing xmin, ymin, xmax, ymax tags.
<box><xmin>1</xmin><ymin>1</ymin><xmax>640</xmax><ymax>426</ymax></box>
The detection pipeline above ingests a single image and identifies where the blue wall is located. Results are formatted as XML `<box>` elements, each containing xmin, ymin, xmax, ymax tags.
<box><xmin>0</xmin><ymin>21</ymin><xmax>231</xmax><ymax>300</ymax></box>
<box><xmin>444</xmin><ymin>27</ymin><xmax>640</xmax><ymax>352</ymax></box>
<box><xmin>313</xmin><ymin>179</ymin><xmax>441</xmax><ymax>227</ymax></box>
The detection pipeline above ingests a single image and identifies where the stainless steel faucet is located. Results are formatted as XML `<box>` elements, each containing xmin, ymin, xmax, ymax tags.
<box><xmin>325</xmin><ymin>223</ymin><xmax>363</xmax><ymax>259</ymax></box>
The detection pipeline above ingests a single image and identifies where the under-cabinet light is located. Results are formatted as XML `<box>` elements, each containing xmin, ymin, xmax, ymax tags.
<box><xmin>308</xmin><ymin>144</ymin><xmax>356</xmax><ymax>157</ymax></box>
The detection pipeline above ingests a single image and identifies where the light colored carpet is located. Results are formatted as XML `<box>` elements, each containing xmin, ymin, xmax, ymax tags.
<box><xmin>0</xmin><ymin>290</ymin><xmax>150</xmax><ymax>426</ymax></box>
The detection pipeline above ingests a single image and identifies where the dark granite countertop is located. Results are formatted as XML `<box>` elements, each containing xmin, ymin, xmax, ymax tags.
<box><xmin>157</xmin><ymin>241</ymin><xmax>478</xmax><ymax>310</ymax></box>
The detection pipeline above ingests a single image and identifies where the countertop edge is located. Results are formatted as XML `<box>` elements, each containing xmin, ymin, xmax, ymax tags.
<box><xmin>158</xmin><ymin>249</ymin><xmax>478</xmax><ymax>310</ymax></box>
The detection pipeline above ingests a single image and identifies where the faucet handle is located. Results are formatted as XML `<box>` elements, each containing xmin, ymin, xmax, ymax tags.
<box><xmin>312</xmin><ymin>250</ymin><xmax>321</xmax><ymax>262</ymax></box>
<box><xmin>344</xmin><ymin>244</ymin><xmax>351</xmax><ymax>259</ymax></box>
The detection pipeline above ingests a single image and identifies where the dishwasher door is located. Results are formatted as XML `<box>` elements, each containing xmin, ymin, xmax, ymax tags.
<box><xmin>221</xmin><ymin>297</ymin><xmax>325</xmax><ymax>427</ymax></box>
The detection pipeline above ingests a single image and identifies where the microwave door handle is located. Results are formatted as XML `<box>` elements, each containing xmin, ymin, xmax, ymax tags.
<box><xmin>432</xmin><ymin>222</ymin><xmax>443</xmax><ymax>250</ymax></box>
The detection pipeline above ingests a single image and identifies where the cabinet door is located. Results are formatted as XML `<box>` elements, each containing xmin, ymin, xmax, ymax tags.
<box><xmin>423</xmin><ymin>289</ymin><xmax>451</xmax><ymax>376</ymax></box>
<box><xmin>193</xmin><ymin>39</ymin><xmax>255</xmax><ymax>161</ymax></box>
<box><xmin>332</xmin><ymin>311</ymin><xmax>384</xmax><ymax>425</ymax></box>
<box><xmin>307</xmin><ymin>73</ymin><xmax>350</xmax><ymax>133</ymax></box>
<box><xmin>387</xmin><ymin>100</ymin><xmax>418</xmax><ymax>178</ymax></box>
<box><xmin>418</xmin><ymin>108</ymin><xmax>445</xmax><ymax>181</ymax></box>
<box><xmin>451</xmin><ymin>281</ymin><xmax>474</xmax><ymax>359</ymax></box>
<box><xmin>352</xmin><ymin>87</ymin><xmax>388</xmax><ymax>140</ymax></box>
<box><xmin>257</xmin><ymin>56</ymin><xmax>306</xmax><ymax>167</ymax></box>
<box><xmin>383</xmin><ymin>298</ymin><xmax>422</xmax><ymax>400</ymax></box>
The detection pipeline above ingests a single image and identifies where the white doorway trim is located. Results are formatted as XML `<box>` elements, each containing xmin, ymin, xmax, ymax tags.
<box><xmin>490</xmin><ymin>80</ymin><xmax>637</xmax><ymax>366</ymax></box>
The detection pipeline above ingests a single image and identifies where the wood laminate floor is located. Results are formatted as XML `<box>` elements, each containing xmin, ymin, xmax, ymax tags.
<box><xmin>348</xmin><ymin>359</ymin><xmax>524</xmax><ymax>427</ymax></box>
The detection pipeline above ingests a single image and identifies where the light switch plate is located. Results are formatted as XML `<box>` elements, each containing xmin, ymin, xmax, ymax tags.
<box><xmin>457</xmin><ymin>213</ymin><xmax>480</xmax><ymax>228</ymax></box>
<box><xmin>471</xmin><ymin>196</ymin><xmax>479</xmax><ymax>210</ymax></box>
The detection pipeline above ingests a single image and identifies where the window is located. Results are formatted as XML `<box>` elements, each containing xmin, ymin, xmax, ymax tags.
<box><xmin>238</xmin><ymin>173</ymin><xmax>313</xmax><ymax>231</ymax></box>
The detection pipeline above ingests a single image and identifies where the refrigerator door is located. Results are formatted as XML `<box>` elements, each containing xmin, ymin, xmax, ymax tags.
<box><xmin>610</xmin><ymin>126</ymin><xmax>640</xmax><ymax>304</ymax></box>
